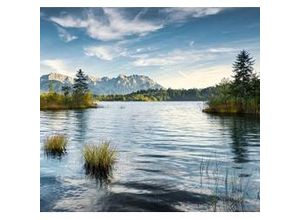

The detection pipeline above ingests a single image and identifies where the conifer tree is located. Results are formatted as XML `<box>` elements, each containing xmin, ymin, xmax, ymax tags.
<box><xmin>73</xmin><ymin>69</ymin><xmax>89</xmax><ymax>95</ymax></box>
<box><xmin>62</xmin><ymin>84</ymin><xmax>72</xmax><ymax>96</ymax></box>
<box><xmin>232</xmin><ymin>50</ymin><xmax>255</xmax><ymax>97</ymax></box>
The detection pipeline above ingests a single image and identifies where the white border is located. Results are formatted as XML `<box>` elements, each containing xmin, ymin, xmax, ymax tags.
<box><xmin>4</xmin><ymin>0</ymin><xmax>300</xmax><ymax>220</ymax></box>
<box><xmin>39</xmin><ymin>4</ymin><xmax>261</xmax><ymax>220</ymax></box>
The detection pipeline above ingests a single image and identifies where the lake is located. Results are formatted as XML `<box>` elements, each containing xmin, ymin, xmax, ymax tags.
<box><xmin>40</xmin><ymin>101</ymin><xmax>260</xmax><ymax>212</ymax></box>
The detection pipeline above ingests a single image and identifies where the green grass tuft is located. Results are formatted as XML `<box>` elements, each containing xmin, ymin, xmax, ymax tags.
<box><xmin>44</xmin><ymin>134</ymin><xmax>68</xmax><ymax>156</ymax></box>
<box><xmin>83</xmin><ymin>141</ymin><xmax>117</xmax><ymax>179</ymax></box>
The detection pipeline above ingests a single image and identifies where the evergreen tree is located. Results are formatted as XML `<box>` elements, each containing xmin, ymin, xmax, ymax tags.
<box><xmin>73</xmin><ymin>69</ymin><xmax>89</xmax><ymax>95</ymax></box>
<box><xmin>61</xmin><ymin>84</ymin><xmax>72</xmax><ymax>96</ymax></box>
<box><xmin>232</xmin><ymin>50</ymin><xmax>255</xmax><ymax>97</ymax></box>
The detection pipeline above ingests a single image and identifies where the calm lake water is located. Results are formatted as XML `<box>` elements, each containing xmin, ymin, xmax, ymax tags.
<box><xmin>40</xmin><ymin>102</ymin><xmax>260</xmax><ymax>212</ymax></box>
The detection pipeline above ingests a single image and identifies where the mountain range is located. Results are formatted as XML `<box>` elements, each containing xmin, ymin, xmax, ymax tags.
<box><xmin>40</xmin><ymin>73</ymin><xmax>164</xmax><ymax>95</ymax></box>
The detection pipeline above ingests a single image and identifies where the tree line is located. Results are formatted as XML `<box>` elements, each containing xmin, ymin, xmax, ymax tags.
<box><xmin>97</xmin><ymin>87</ymin><xmax>215</xmax><ymax>102</ymax></box>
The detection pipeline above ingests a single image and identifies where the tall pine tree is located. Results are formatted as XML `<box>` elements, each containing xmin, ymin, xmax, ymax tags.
<box><xmin>232</xmin><ymin>50</ymin><xmax>255</xmax><ymax>98</ymax></box>
<box><xmin>73</xmin><ymin>69</ymin><xmax>89</xmax><ymax>95</ymax></box>
<box><xmin>62</xmin><ymin>84</ymin><xmax>72</xmax><ymax>96</ymax></box>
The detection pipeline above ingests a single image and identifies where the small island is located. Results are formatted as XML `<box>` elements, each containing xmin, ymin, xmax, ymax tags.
<box><xmin>40</xmin><ymin>69</ymin><xmax>97</xmax><ymax>110</ymax></box>
<box><xmin>203</xmin><ymin>50</ymin><xmax>260</xmax><ymax>114</ymax></box>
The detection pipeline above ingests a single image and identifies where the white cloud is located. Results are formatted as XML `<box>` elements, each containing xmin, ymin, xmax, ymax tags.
<box><xmin>207</xmin><ymin>47</ymin><xmax>236</xmax><ymax>53</ymax></box>
<box><xmin>136</xmin><ymin>48</ymin><xmax>143</xmax><ymax>52</ymax></box>
<box><xmin>132</xmin><ymin>47</ymin><xmax>234</xmax><ymax>67</ymax></box>
<box><xmin>84</xmin><ymin>45</ymin><xmax>127</xmax><ymax>61</ymax></box>
<box><xmin>161</xmin><ymin>8</ymin><xmax>224</xmax><ymax>22</ymax></box>
<box><xmin>84</xmin><ymin>43</ymin><xmax>158</xmax><ymax>61</ymax></box>
<box><xmin>177</xmin><ymin>70</ymin><xmax>189</xmax><ymax>78</ymax></box>
<box><xmin>49</xmin><ymin>8</ymin><xmax>223</xmax><ymax>42</ymax></box>
<box><xmin>132</xmin><ymin>46</ymin><xmax>156</xmax><ymax>54</ymax></box>
<box><xmin>133</xmin><ymin>57</ymin><xmax>171</xmax><ymax>66</ymax></box>
<box><xmin>84</xmin><ymin>46</ymin><xmax>114</xmax><ymax>61</ymax></box>
<box><xmin>133</xmin><ymin>51</ymin><xmax>190</xmax><ymax>66</ymax></box>
<box><xmin>50</xmin><ymin>15</ymin><xmax>87</xmax><ymax>28</ymax></box>
<box><xmin>50</xmin><ymin>8</ymin><xmax>163</xmax><ymax>41</ymax></box>
<box><xmin>41</xmin><ymin>59</ymin><xmax>71</xmax><ymax>74</ymax></box>
<box><xmin>56</xmin><ymin>26</ymin><xmax>78</xmax><ymax>42</ymax></box>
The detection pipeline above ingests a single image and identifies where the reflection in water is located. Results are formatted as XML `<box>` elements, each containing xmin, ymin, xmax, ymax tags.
<box><xmin>40</xmin><ymin>102</ymin><xmax>260</xmax><ymax>212</ymax></box>
<box><xmin>215</xmin><ymin>115</ymin><xmax>260</xmax><ymax>164</ymax></box>
<box><xmin>74</xmin><ymin>110</ymin><xmax>89</xmax><ymax>142</ymax></box>
<box><xmin>230</xmin><ymin>116</ymin><xmax>259</xmax><ymax>164</ymax></box>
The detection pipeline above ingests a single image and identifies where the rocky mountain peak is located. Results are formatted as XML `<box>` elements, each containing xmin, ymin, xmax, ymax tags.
<box><xmin>40</xmin><ymin>73</ymin><xmax>164</xmax><ymax>95</ymax></box>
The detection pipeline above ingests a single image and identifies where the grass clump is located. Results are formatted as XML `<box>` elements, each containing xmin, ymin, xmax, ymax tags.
<box><xmin>44</xmin><ymin>134</ymin><xmax>68</xmax><ymax>156</ymax></box>
<box><xmin>83</xmin><ymin>141</ymin><xmax>117</xmax><ymax>179</ymax></box>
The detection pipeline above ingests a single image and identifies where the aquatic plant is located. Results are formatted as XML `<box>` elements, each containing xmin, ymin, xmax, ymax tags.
<box><xmin>198</xmin><ymin>159</ymin><xmax>258</xmax><ymax>212</ymax></box>
<box><xmin>44</xmin><ymin>134</ymin><xmax>68</xmax><ymax>156</ymax></box>
<box><xmin>83</xmin><ymin>141</ymin><xmax>117</xmax><ymax>179</ymax></box>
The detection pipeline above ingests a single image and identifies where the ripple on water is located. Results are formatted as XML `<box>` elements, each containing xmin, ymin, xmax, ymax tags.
<box><xmin>40</xmin><ymin>102</ymin><xmax>260</xmax><ymax>211</ymax></box>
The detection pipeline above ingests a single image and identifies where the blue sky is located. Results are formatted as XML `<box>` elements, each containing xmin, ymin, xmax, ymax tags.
<box><xmin>40</xmin><ymin>7</ymin><xmax>260</xmax><ymax>89</ymax></box>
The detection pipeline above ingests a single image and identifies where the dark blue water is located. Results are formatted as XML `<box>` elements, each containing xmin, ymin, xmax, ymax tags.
<box><xmin>40</xmin><ymin>102</ymin><xmax>260</xmax><ymax>211</ymax></box>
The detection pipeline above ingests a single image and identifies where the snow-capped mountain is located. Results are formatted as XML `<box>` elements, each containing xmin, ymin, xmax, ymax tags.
<box><xmin>40</xmin><ymin>73</ymin><xmax>164</xmax><ymax>95</ymax></box>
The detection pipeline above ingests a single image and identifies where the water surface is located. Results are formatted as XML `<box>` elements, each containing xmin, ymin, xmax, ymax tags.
<box><xmin>40</xmin><ymin>102</ymin><xmax>260</xmax><ymax>211</ymax></box>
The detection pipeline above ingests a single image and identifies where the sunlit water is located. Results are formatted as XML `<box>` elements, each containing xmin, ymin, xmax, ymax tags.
<box><xmin>40</xmin><ymin>102</ymin><xmax>260</xmax><ymax>212</ymax></box>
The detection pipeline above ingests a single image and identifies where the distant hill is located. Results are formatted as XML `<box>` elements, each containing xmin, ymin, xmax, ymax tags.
<box><xmin>40</xmin><ymin>73</ymin><xmax>164</xmax><ymax>95</ymax></box>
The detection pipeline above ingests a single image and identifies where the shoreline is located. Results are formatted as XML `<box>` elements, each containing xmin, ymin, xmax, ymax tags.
<box><xmin>202</xmin><ymin>106</ymin><xmax>260</xmax><ymax>115</ymax></box>
<box><xmin>40</xmin><ymin>104</ymin><xmax>98</xmax><ymax>111</ymax></box>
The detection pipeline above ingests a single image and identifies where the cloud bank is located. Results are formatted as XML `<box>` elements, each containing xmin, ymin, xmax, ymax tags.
<box><xmin>49</xmin><ymin>8</ymin><xmax>224</xmax><ymax>42</ymax></box>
